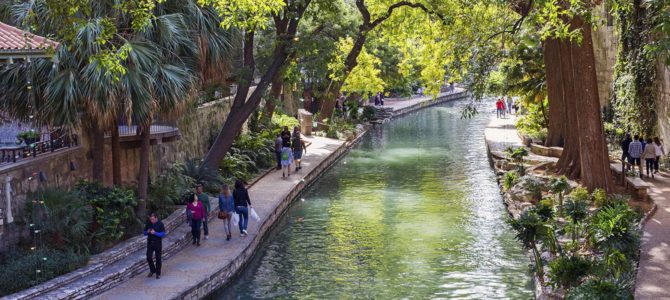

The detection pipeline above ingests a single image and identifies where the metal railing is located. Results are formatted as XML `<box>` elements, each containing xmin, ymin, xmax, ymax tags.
<box><xmin>0</xmin><ymin>129</ymin><xmax>78</xmax><ymax>164</ymax></box>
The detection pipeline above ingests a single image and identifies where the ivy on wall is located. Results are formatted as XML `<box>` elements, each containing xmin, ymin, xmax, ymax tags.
<box><xmin>610</xmin><ymin>0</ymin><xmax>659</xmax><ymax>137</ymax></box>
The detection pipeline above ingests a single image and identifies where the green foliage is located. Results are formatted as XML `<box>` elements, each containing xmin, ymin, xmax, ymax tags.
<box><xmin>75</xmin><ymin>182</ymin><xmax>138</xmax><ymax>250</ymax></box>
<box><xmin>329</xmin><ymin>37</ymin><xmax>386</xmax><ymax>96</ymax></box>
<box><xmin>503</xmin><ymin>170</ymin><xmax>520</xmax><ymax>190</ymax></box>
<box><xmin>548</xmin><ymin>255</ymin><xmax>592</xmax><ymax>289</ymax></box>
<box><xmin>219</xmin><ymin>129</ymin><xmax>276</xmax><ymax>184</ymax></box>
<box><xmin>565</xmin><ymin>198</ymin><xmax>589</xmax><ymax>243</ymax></box>
<box><xmin>505</xmin><ymin>146</ymin><xmax>529</xmax><ymax>162</ymax></box>
<box><xmin>362</xmin><ymin>105</ymin><xmax>376</xmax><ymax>121</ymax></box>
<box><xmin>592</xmin><ymin>188</ymin><xmax>608</xmax><ymax>207</ymax></box>
<box><xmin>515</xmin><ymin>98</ymin><xmax>548</xmax><ymax>142</ymax></box>
<box><xmin>183</xmin><ymin>159</ymin><xmax>224</xmax><ymax>193</ymax></box>
<box><xmin>509</xmin><ymin>209</ymin><xmax>549</xmax><ymax>278</ymax></box>
<box><xmin>149</xmin><ymin>162</ymin><xmax>195</xmax><ymax>215</ymax></box>
<box><xmin>565</xmin><ymin>278</ymin><xmax>633</xmax><ymax>300</ymax></box>
<box><xmin>0</xmin><ymin>248</ymin><xmax>88</xmax><ymax>296</ymax></box>
<box><xmin>611</xmin><ymin>1</ymin><xmax>659</xmax><ymax>137</ymax></box>
<box><xmin>550</xmin><ymin>176</ymin><xmax>570</xmax><ymax>215</ymax></box>
<box><xmin>16</xmin><ymin>130</ymin><xmax>40</xmax><ymax>143</ymax></box>
<box><xmin>271</xmin><ymin>112</ymin><xmax>300</xmax><ymax>130</ymax></box>
<box><xmin>536</xmin><ymin>198</ymin><xmax>555</xmax><ymax>221</ymax></box>
<box><xmin>569</xmin><ymin>187</ymin><xmax>590</xmax><ymax>203</ymax></box>
<box><xmin>588</xmin><ymin>201</ymin><xmax>640</xmax><ymax>260</ymax></box>
<box><xmin>27</xmin><ymin>189</ymin><xmax>93</xmax><ymax>254</ymax></box>
<box><xmin>325</xmin><ymin>117</ymin><xmax>355</xmax><ymax>140</ymax></box>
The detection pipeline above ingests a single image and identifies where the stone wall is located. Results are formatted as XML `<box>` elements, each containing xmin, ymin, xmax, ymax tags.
<box><xmin>173</xmin><ymin>97</ymin><xmax>234</xmax><ymax>162</ymax></box>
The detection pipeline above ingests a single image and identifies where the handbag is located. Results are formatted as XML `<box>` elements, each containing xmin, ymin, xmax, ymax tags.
<box><xmin>218</xmin><ymin>211</ymin><xmax>229</xmax><ymax>220</ymax></box>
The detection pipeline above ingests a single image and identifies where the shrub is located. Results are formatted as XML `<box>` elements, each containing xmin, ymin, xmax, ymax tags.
<box><xmin>0</xmin><ymin>248</ymin><xmax>88</xmax><ymax>296</ymax></box>
<box><xmin>536</xmin><ymin>198</ymin><xmax>554</xmax><ymax>221</ymax></box>
<box><xmin>271</xmin><ymin>112</ymin><xmax>299</xmax><ymax>129</ymax></box>
<box><xmin>564</xmin><ymin>198</ymin><xmax>589</xmax><ymax>243</ymax></box>
<box><xmin>183</xmin><ymin>159</ymin><xmax>224</xmax><ymax>193</ymax></box>
<box><xmin>548</xmin><ymin>255</ymin><xmax>592</xmax><ymax>289</ymax></box>
<box><xmin>26</xmin><ymin>189</ymin><xmax>93</xmax><ymax>254</ymax></box>
<box><xmin>588</xmin><ymin>201</ymin><xmax>640</xmax><ymax>260</ymax></box>
<box><xmin>149</xmin><ymin>162</ymin><xmax>194</xmax><ymax>214</ymax></box>
<box><xmin>75</xmin><ymin>181</ymin><xmax>138</xmax><ymax>251</ymax></box>
<box><xmin>549</xmin><ymin>176</ymin><xmax>570</xmax><ymax>215</ymax></box>
<box><xmin>569</xmin><ymin>187</ymin><xmax>590</xmax><ymax>203</ymax></box>
<box><xmin>362</xmin><ymin>106</ymin><xmax>376</xmax><ymax>120</ymax></box>
<box><xmin>503</xmin><ymin>170</ymin><xmax>520</xmax><ymax>190</ymax></box>
<box><xmin>592</xmin><ymin>188</ymin><xmax>607</xmax><ymax>207</ymax></box>
<box><xmin>565</xmin><ymin>278</ymin><xmax>633</xmax><ymax>300</ymax></box>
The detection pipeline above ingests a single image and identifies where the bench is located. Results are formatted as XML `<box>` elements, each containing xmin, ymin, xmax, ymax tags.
<box><xmin>548</xmin><ymin>147</ymin><xmax>563</xmax><ymax>158</ymax></box>
<box><xmin>530</xmin><ymin>144</ymin><xmax>551</xmax><ymax>156</ymax></box>
<box><xmin>626</xmin><ymin>177</ymin><xmax>651</xmax><ymax>199</ymax></box>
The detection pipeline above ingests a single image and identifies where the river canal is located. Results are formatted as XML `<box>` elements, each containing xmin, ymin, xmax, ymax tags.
<box><xmin>215</xmin><ymin>100</ymin><xmax>534</xmax><ymax>299</ymax></box>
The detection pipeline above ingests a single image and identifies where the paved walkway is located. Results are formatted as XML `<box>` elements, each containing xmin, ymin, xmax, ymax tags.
<box><xmin>93</xmin><ymin>136</ymin><xmax>344</xmax><ymax>300</ymax></box>
<box><xmin>635</xmin><ymin>171</ymin><xmax>670</xmax><ymax>299</ymax></box>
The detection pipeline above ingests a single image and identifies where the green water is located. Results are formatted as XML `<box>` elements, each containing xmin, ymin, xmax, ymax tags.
<box><xmin>215</xmin><ymin>101</ymin><xmax>534</xmax><ymax>299</ymax></box>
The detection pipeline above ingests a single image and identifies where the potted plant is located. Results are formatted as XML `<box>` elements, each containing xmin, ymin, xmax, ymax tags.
<box><xmin>17</xmin><ymin>130</ymin><xmax>40</xmax><ymax>145</ymax></box>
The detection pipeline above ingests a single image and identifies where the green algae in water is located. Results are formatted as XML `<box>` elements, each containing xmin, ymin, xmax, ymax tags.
<box><xmin>215</xmin><ymin>101</ymin><xmax>534</xmax><ymax>299</ymax></box>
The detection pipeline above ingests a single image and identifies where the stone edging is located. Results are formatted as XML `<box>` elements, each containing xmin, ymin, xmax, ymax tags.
<box><xmin>392</xmin><ymin>92</ymin><xmax>470</xmax><ymax>118</ymax></box>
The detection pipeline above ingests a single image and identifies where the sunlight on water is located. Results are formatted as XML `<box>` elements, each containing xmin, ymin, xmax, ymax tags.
<box><xmin>213</xmin><ymin>100</ymin><xmax>534</xmax><ymax>300</ymax></box>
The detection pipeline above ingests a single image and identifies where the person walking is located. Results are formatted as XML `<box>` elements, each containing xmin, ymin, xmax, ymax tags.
<box><xmin>654</xmin><ymin>137</ymin><xmax>665</xmax><ymax>174</ymax></box>
<box><xmin>187</xmin><ymin>194</ymin><xmax>206</xmax><ymax>246</ymax></box>
<box><xmin>218</xmin><ymin>185</ymin><xmax>235</xmax><ymax>241</ymax></box>
<box><xmin>144</xmin><ymin>212</ymin><xmax>165</xmax><ymax>279</ymax></box>
<box><xmin>233</xmin><ymin>180</ymin><xmax>252</xmax><ymax>237</ymax></box>
<box><xmin>379</xmin><ymin>91</ymin><xmax>384</xmax><ymax>106</ymax></box>
<box><xmin>292</xmin><ymin>127</ymin><xmax>308</xmax><ymax>172</ymax></box>
<box><xmin>628</xmin><ymin>135</ymin><xmax>643</xmax><ymax>177</ymax></box>
<box><xmin>496</xmin><ymin>98</ymin><xmax>504</xmax><ymax>118</ymax></box>
<box><xmin>196</xmin><ymin>184</ymin><xmax>211</xmax><ymax>240</ymax></box>
<box><xmin>275</xmin><ymin>133</ymin><xmax>283</xmax><ymax>170</ymax></box>
<box><xmin>643</xmin><ymin>137</ymin><xmax>656</xmax><ymax>179</ymax></box>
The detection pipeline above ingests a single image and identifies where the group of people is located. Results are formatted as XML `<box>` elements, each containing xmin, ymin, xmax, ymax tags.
<box><xmin>144</xmin><ymin>180</ymin><xmax>255</xmax><ymax>279</ymax></box>
<box><xmin>495</xmin><ymin>97</ymin><xmax>516</xmax><ymax>118</ymax></box>
<box><xmin>621</xmin><ymin>134</ymin><xmax>666</xmax><ymax>178</ymax></box>
<box><xmin>275</xmin><ymin>126</ymin><xmax>310</xmax><ymax>178</ymax></box>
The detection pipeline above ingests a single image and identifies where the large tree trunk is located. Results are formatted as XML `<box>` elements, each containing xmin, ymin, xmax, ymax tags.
<box><xmin>569</xmin><ymin>17</ymin><xmax>614</xmax><ymax>192</ymax></box>
<box><xmin>137</xmin><ymin>121</ymin><xmax>151</xmax><ymax>219</ymax></box>
<box><xmin>91</xmin><ymin>122</ymin><xmax>105</xmax><ymax>183</ymax></box>
<box><xmin>543</xmin><ymin>38</ymin><xmax>565</xmax><ymax>147</ymax></box>
<box><xmin>555</xmin><ymin>36</ymin><xmax>581</xmax><ymax>179</ymax></box>
<box><xmin>111</xmin><ymin>118</ymin><xmax>121</xmax><ymax>186</ymax></box>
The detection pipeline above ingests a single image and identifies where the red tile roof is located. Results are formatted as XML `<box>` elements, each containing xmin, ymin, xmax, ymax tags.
<box><xmin>0</xmin><ymin>21</ymin><xmax>57</xmax><ymax>54</ymax></box>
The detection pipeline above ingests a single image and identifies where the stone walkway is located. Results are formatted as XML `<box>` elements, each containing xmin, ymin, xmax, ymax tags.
<box><xmin>483</xmin><ymin>114</ymin><xmax>557</xmax><ymax>165</ymax></box>
<box><xmin>635</xmin><ymin>170</ymin><xmax>670</xmax><ymax>299</ymax></box>
<box><xmin>93</xmin><ymin>136</ymin><xmax>344</xmax><ymax>300</ymax></box>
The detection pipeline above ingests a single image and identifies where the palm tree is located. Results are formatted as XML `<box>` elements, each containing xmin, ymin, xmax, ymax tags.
<box><xmin>564</xmin><ymin>198</ymin><xmax>588</xmax><ymax>244</ymax></box>
<box><xmin>509</xmin><ymin>209</ymin><xmax>549</xmax><ymax>281</ymax></box>
<box><xmin>549</xmin><ymin>176</ymin><xmax>570</xmax><ymax>216</ymax></box>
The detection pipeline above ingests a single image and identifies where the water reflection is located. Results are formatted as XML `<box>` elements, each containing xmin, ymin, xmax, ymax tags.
<box><xmin>215</xmin><ymin>101</ymin><xmax>533</xmax><ymax>299</ymax></box>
